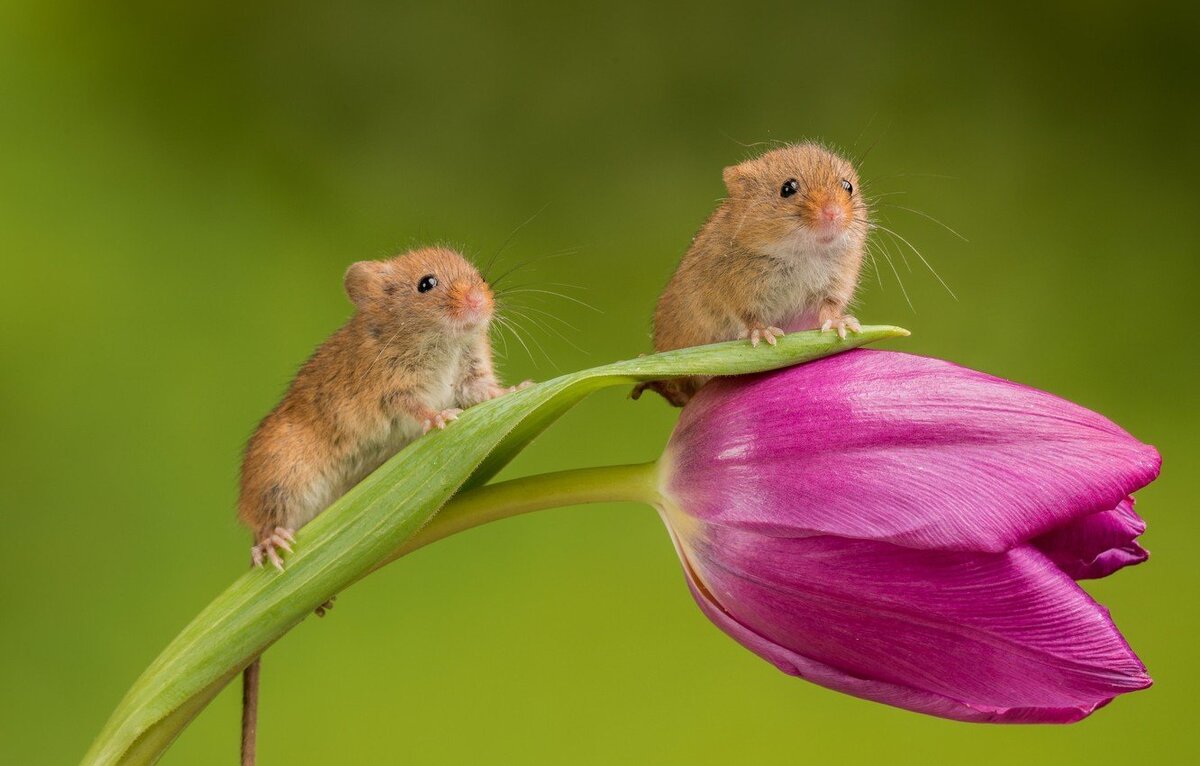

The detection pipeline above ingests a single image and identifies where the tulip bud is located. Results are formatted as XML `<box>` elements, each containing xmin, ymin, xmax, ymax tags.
<box><xmin>656</xmin><ymin>349</ymin><xmax>1160</xmax><ymax>723</ymax></box>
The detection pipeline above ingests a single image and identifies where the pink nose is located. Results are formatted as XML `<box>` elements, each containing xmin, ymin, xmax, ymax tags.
<box><xmin>463</xmin><ymin>288</ymin><xmax>486</xmax><ymax>311</ymax></box>
<box><xmin>821</xmin><ymin>205</ymin><xmax>842</xmax><ymax>223</ymax></box>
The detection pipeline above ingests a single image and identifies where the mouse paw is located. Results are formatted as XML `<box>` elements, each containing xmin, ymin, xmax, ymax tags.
<box><xmin>422</xmin><ymin>408</ymin><xmax>463</xmax><ymax>433</ymax></box>
<box><xmin>820</xmin><ymin>315</ymin><xmax>862</xmax><ymax>340</ymax></box>
<box><xmin>314</xmin><ymin>596</ymin><xmax>337</xmax><ymax>618</ymax></box>
<box><xmin>739</xmin><ymin>323</ymin><xmax>785</xmax><ymax>348</ymax></box>
<box><xmin>251</xmin><ymin>526</ymin><xmax>296</xmax><ymax>571</ymax></box>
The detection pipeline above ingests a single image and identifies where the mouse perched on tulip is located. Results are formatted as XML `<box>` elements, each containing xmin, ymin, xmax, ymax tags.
<box><xmin>238</xmin><ymin>246</ymin><xmax>528</xmax><ymax>569</ymax></box>
<box><xmin>634</xmin><ymin>142</ymin><xmax>869</xmax><ymax>406</ymax></box>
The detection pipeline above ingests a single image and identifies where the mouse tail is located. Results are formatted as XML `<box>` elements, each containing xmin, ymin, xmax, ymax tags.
<box><xmin>241</xmin><ymin>656</ymin><xmax>260</xmax><ymax>766</ymax></box>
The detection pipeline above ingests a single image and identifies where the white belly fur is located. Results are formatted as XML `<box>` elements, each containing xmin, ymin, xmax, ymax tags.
<box><xmin>292</xmin><ymin>349</ymin><xmax>465</xmax><ymax>529</ymax></box>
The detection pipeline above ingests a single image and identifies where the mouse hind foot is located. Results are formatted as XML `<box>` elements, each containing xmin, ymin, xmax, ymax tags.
<box><xmin>314</xmin><ymin>596</ymin><xmax>337</xmax><ymax>617</ymax></box>
<box><xmin>631</xmin><ymin>378</ymin><xmax>697</xmax><ymax>408</ymax></box>
<box><xmin>251</xmin><ymin>526</ymin><xmax>296</xmax><ymax>571</ymax></box>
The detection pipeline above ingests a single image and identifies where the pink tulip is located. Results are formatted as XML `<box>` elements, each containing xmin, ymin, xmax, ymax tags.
<box><xmin>657</xmin><ymin>350</ymin><xmax>1160</xmax><ymax>723</ymax></box>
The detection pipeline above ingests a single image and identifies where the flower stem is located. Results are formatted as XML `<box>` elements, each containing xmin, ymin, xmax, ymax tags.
<box><xmin>377</xmin><ymin>461</ymin><xmax>662</xmax><ymax>567</ymax></box>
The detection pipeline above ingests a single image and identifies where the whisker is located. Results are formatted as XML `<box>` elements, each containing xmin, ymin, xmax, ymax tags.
<box><xmin>496</xmin><ymin>287</ymin><xmax>602</xmax><ymax>313</ymax></box>
<box><xmin>869</xmin><ymin>172</ymin><xmax>959</xmax><ymax>181</ymax></box>
<box><xmin>864</xmin><ymin>191</ymin><xmax>909</xmax><ymax>201</ymax></box>
<box><xmin>495</xmin><ymin>279</ymin><xmax>589</xmax><ymax>296</ymax></box>
<box><xmin>721</xmin><ymin>133</ymin><xmax>789</xmax><ymax>152</ymax></box>
<box><xmin>505</xmin><ymin>302</ymin><xmax>581</xmax><ymax>332</ymax></box>
<box><xmin>852</xmin><ymin>112</ymin><xmax>878</xmax><ymax>151</ymax></box>
<box><xmin>482</xmin><ymin>203</ymin><xmax>551</xmax><ymax>280</ymax></box>
<box><xmin>360</xmin><ymin>325</ymin><xmax>405</xmax><ymax>383</ymax></box>
<box><xmin>502</xmin><ymin>306</ymin><xmax>588</xmax><ymax>355</ymax></box>
<box><xmin>877</xmin><ymin>226</ymin><xmax>912</xmax><ymax>272</ymax></box>
<box><xmin>492</xmin><ymin>314</ymin><xmax>537</xmax><ymax>366</ymax></box>
<box><xmin>864</xmin><ymin>241</ymin><xmax>885</xmax><ymax>293</ymax></box>
<box><xmin>872</xmin><ymin>236</ymin><xmax>914</xmax><ymax>312</ymax></box>
<box><xmin>490</xmin><ymin>316</ymin><xmax>511</xmax><ymax>360</ymax></box>
<box><xmin>853</xmin><ymin>119</ymin><xmax>891</xmax><ymax>169</ymax></box>
<box><xmin>732</xmin><ymin>202</ymin><xmax>754</xmax><ymax>244</ymax></box>
<box><xmin>873</xmin><ymin>222</ymin><xmax>958</xmax><ymax>301</ymax></box>
<box><xmin>500</xmin><ymin>312</ymin><xmax>558</xmax><ymax>370</ymax></box>
<box><xmin>489</xmin><ymin>248</ymin><xmax>578</xmax><ymax>288</ymax></box>
<box><xmin>881</xmin><ymin>204</ymin><xmax>969</xmax><ymax>242</ymax></box>
<box><xmin>540</xmin><ymin>281</ymin><xmax>588</xmax><ymax>291</ymax></box>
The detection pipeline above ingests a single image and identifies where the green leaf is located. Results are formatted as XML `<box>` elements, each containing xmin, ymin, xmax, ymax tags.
<box><xmin>83</xmin><ymin>326</ymin><xmax>907</xmax><ymax>765</ymax></box>
<box><xmin>463</xmin><ymin>326</ymin><xmax>907</xmax><ymax>490</ymax></box>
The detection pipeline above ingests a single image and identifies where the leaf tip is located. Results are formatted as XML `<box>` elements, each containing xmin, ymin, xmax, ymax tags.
<box><xmin>862</xmin><ymin>324</ymin><xmax>911</xmax><ymax>339</ymax></box>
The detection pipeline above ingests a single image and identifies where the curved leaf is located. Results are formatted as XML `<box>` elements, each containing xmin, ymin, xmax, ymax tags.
<box><xmin>83</xmin><ymin>326</ymin><xmax>907</xmax><ymax>765</ymax></box>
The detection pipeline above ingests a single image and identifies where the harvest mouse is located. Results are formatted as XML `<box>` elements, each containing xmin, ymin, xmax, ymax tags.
<box><xmin>236</xmin><ymin>246</ymin><xmax>528</xmax><ymax>766</ymax></box>
<box><xmin>633</xmin><ymin>142</ymin><xmax>869</xmax><ymax>406</ymax></box>
<box><xmin>238</xmin><ymin>245</ymin><xmax>529</xmax><ymax>569</ymax></box>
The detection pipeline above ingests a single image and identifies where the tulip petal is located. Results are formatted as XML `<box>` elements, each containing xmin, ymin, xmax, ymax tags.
<box><xmin>671</xmin><ymin>521</ymin><xmax>1150</xmax><ymax>723</ymax></box>
<box><xmin>664</xmin><ymin>350</ymin><xmax>1161</xmax><ymax>552</ymax></box>
<box><xmin>1033</xmin><ymin>498</ymin><xmax>1148</xmax><ymax>579</ymax></box>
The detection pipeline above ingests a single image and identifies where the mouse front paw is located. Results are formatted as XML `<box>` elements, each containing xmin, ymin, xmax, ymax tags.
<box><xmin>820</xmin><ymin>315</ymin><xmax>862</xmax><ymax>340</ymax></box>
<box><xmin>739</xmin><ymin>322</ymin><xmax>785</xmax><ymax>348</ymax></box>
<box><xmin>422</xmin><ymin>408</ymin><xmax>463</xmax><ymax>434</ymax></box>
<box><xmin>251</xmin><ymin>526</ymin><xmax>296</xmax><ymax>571</ymax></box>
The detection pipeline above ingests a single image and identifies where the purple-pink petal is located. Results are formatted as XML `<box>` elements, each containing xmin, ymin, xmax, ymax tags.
<box><xmin>663</xmin><ymin>350</ymin><xmax>1161</xmax><ymax>553</ymax></box>
<box><xmin>670</xmin><ymin>522</ymin><xmax>1150</xmax><ymax>723</ymax></box>
<box><xmin>1033</xmin><ymin>498</ymin><xmax>1148</xmax><ymax>580</ymax></box>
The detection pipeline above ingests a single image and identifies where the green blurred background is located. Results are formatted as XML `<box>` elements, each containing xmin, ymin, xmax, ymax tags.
<box><xmin>2</xmin><ymin>1</ymin><xmax>1197</xmax><ymax>763</ymax></box>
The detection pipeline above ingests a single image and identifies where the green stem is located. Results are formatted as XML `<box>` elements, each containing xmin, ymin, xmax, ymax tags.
<box><xmin>84</xmin><ymin>326</ymin><xmax>907</xmax><ymax>765</ymax></box>
<box><xmin>379</xmin><ymin>461</ymin><xmax>663</xmax><ymax>566</ymax></box>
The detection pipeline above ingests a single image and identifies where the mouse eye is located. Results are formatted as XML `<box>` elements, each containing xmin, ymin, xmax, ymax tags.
<box><xmin>417</xmin><ymin>275</ymin><xmax>438</xmax><ymax>293</ymax></box>
<box><xmin>840</xmin><ymin>179</ymin><xmax>853</xmax><ymax>195</ymax></box>
<box><xmin>780</xmin><ymin>179</ymin><xmax>799</xmax><ymax>198</ymax></box>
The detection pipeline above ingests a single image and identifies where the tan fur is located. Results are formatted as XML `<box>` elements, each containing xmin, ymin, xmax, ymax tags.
<box><xmin>238</xmin><ymin>246</ymin><xmax>516</xmax><ymax>547</ymax></box>
<box><xmin>641</xmin><ymin>143</ymin><xmax>869</xmax><ymax>406</ymax></box>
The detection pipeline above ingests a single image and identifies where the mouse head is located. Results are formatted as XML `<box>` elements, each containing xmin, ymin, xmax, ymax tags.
<box><xmin>722</xmin><ymin>143</ymin><xmax>868</xmax><ymax>254</ymax></box>
<box><xmin>344</xmin><ymin>247</ymin><xmax>494</xmax><ymax>336</ymax></box>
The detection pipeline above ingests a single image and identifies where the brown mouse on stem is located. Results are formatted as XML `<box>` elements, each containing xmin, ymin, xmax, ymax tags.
<box><xmin>238</xmin><ymin>245</ymin><xmax>528</xmax><ymax>567</ymax></box>
<box><xmin>633</xmin><ymin>142</ymin><xmax>869</xmax><ymax>406</ymax></box>
<box><xmin>236</xmin><ymin>245</ymin><xmax>528</xmax><ymax>764</ymax></box>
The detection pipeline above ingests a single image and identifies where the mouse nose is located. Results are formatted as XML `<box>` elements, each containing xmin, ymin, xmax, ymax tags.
<box><xmin>457</xmin><ymin>284</ymin><xmax>493</xmax><ymax>322</ymax></box>
<box><xmin>463</xmin><ymin>289</ymin><xmax>484</xmax><ymax>310</ymax></box>
<box><xmin>821</xmin><ymin>204</ymin><xmax>843</xmax><ymax>223</ymax></box>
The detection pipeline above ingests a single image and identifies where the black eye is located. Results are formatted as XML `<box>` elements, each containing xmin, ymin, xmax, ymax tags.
<box><xmin>417</xmin><ymin>275</ymin><xmax>438</xmax><ymax>293</ymax></box>
<box><xmin>780</xmin><ymin>179</ymin><xmax>799</xmax><ymax>198</ymax></box>
<box><xmin>840</xmin><ymin>179</ymin><xmax>853</xmax><ymax>195</ymax></box>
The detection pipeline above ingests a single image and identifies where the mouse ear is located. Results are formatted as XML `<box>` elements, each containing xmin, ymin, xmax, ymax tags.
<box><xmin>722</xmin><ymin>164</ymin><xmax>746</xmax><ymax>196</ymax></box>
<box><xmin>344</xmin><ymin>261</ymin><xmax>381</xmax><ymax>306</ymax></box>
